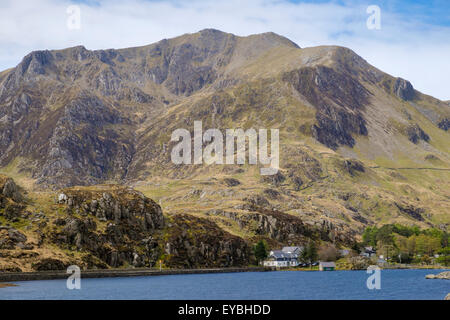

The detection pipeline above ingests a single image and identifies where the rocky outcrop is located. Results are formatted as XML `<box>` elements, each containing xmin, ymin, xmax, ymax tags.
<box><xmin>223</xmin><ymin>178</ymin><xmax>241</xmax><ymax>187</ymax></box>
<box><xmin>163</xmin><ymin>214</ymin><xmax>251</xmax><ymax>268</ymax></box>
<box><xmin>0</xmin><ymin>266</ymin><xmax>22</xmax><ymax>273</ymax></box>
<box><xmin>395</xmin><ymin>202</ymin><xmax>424</xmax><ymax>221</ymax></box>
<box><xmin>394</xmin><ymin>78</ymin><xmax>415</xmax><ymax>101</ymax></box>
<box><xmin>31</xmin><ymin>258</ymin><xmax>68</xmax><ymax>271</ymax></box>
<box><xmin>425</xmin><ymin>271</ymin><xmax>450</xmax><ymax>280</ymax></box>
<box><xmin>0</xmin><ymin>175</ymin><xmax>24</xmax><ymax>220</ymax></box>
<box><xmin>261</xmin><ymin>171</ymin><xmax>286</xmax><ymax>187</ymax></box>
<box><xmin>52</xmin><ymin>185</ymin><xmax>164</xmax><ymax>268</ymax></box>
<box><xmin>341</xmin><ymin>159</ymin><xmax>365</xmax><ymax>176</ymax></box>
<box><xmin>209</xmin><ymin>203</ymin><xmax>353</xmax><ymax>245</ymax></box>
<box><xmin>438</xmin><ymin>118</ymin><xmax>449</xmax><ymax>131</ymax></box>
<box><xmin>0</xmin><ymin>227</ymin><xmax>27</xmax><ymax>249</ymax></box>
<box><xmin>0</xmin><ymin>175</ymin><xmax>22</xmax><ymax>202</ymax></box>
<box><xmin>406</xmin><ymin>124</ymin><xmax>430</xmax><ymax>144</ymax></box>
<box><xmin>58</xmin><ymin>185</ymin><xmax>164</xmax><ymax>229</ymax></box>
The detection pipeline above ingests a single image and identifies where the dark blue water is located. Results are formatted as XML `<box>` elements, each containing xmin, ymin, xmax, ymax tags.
<box><xmin>1</xmin><ymin>269</ymin><xmax>448</xmax><ymax>300</ymax></box>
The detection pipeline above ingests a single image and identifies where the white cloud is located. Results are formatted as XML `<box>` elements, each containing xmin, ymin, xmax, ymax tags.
<box><xmin>0</xmin><ymin>0</ymin><xmax>448</xmax><ymax>100</ymax></box>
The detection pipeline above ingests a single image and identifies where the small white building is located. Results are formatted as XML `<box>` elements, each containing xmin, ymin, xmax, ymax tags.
<box><xmin>319</xmin><ymin>261</ymin><xmax>336</xmax><ymax>271</ymax></box>
<box><xmin>263</xmin><ymin>246</ymin><xmax>303</xmax><ymax>268</ymax></box>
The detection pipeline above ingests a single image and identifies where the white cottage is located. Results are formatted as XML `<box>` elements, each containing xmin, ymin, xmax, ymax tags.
<box><xmin>263</xmin><ymin>246</ymin><xmax>303</xmax><ymax>268</ymax></box>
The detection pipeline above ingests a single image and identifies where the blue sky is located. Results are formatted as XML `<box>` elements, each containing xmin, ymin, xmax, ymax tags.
<box><xmin>0</xmin><ymin>0</ymin><xmax>449</xmax><ymax>99</ymax></box>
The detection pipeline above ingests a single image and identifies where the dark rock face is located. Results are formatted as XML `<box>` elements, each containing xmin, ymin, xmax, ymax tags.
<box><xmin>34</xmin><ymin>91</ymin><xmax>134</xmax><ymax>188</ymax></box>
<box><xmin>31</xmin><ymin>258</ymin><xmax>68</xmax><ymax>271</ymax></box>
<box><xmin>342</xmin><ymin>159</ymin><xmax>365</xmax><ymax>176</ymax></box>
<box><xmin>164</xmin><ymin>43</ymin><xmax>217</xmax><ymax>95</ymax></box>
<box><xmin>261</xmin><ymin>171</ymin><xmax>285</xmax><ymax>187</ymax></box>
<box><xmin>438</xmin><ymin>118</ymin><xmax>449</xmax><ymax>131</ymax></box>
<box><xmin>244</xmin><ymin>195</ymin><xmax>271</xmax><ymax>209</ymax></box>
<box><xmin>143</xmin><ymin>29</ymin><xmax>234</xmax><ymax>95</ymax></box>
<box><xmin>0</xmin><ymin>175</ymin><xmax>24</xmax><ymax>220</ymax></box>
<box><xmin>283</xmin><ymin>66</ymin><xmax>369</xmax><ymax>149</ymax></box>
<box><xmin>223</xmin><ymin>178</ymin><xmax>241</xmax><ymax>187</ymax></box>
<box><xmin>394</xmin><ymin>78</ymin><xmax>415</xmax><ymax>101</ymax></box>
<box><xmin>395</xmin><ymin>202</ymin><xmax>424</xmax><ymax>221</ymax></box>
<box><xmin>406</xmin><ymin>124</ymin><xmax>430</xmax><ymax>144</ymax></box>
<box><xmin>52</xmin><ymin>186</ymin><xmax>164</xmax><ymax>268</ymax></box>
<box><xmin>163</xmin><ymin>214</ymin><xmax>251</xmax><ymax>268</ymax></box>
<box><xmin>263</xmin><ymin>188</ymin><xmax>281</xmax><ymax>200</ymax></box>
<box><xmin>0</xmin><ymin>265</ymin><xmax>22</xmax><ymax>272</ymax></box>
<box><xmin>0</xmin><ymin>227</ymin><xmax>27</xmax><ymax>249</ymax></box>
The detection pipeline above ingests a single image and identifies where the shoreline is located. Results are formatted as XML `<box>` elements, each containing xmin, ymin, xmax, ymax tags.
<box><xmin>0</xmin><ymin>266</ymin><xmax>270</xmax><ymax>282</ymax></box>
<box><xmin>1</xmin><ymin>265</ymin><xmax>448</xmax><ymax>283</ymax></box>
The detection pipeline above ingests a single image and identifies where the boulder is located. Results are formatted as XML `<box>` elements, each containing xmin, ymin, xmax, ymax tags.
<box><xmin>1</xmin><ymin>178</ymin><xmax>23</xmax><ymax>202</ymax></box>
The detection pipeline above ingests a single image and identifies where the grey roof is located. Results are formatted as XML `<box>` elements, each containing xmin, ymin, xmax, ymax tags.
<box><xmin>319</xmin><ymin>262</ymin><xmax>336</xmax><ymax>267</ymax></box>
<box><xmin>269</xmin><ymin>250</ymin><xmax>298</xmax><ymax>260</ymax></box>
<box><xmin>282</xmin><ymin>246</ymin><xmax>303</xmax><ymax>253</ymax></box>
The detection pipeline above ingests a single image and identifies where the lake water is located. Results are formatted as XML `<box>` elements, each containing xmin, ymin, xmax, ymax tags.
<box><xmin>0</xmin><ymin>269</ymin><xmax>448</xmax><ymax>300</ymax></box>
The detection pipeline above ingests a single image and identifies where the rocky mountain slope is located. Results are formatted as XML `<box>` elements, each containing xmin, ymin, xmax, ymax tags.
<box><xmin>0</xmin><ymin>29</ymin><xmax>449</xmax><ymax>270</ymax></box>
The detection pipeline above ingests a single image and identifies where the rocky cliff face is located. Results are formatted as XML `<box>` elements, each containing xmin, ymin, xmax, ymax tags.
<box><xmin>51</xmin><ymin>185</ymin><xmax>164</xmax><ymax>268</ymax></box>
<box><xmin>283</xmin><ymin>65</ymin><xmax>369</xmax><ymax>149</ymax></box>
<box><xmin>163</xmin><ymin>214</ymin><xmax>251</xmax><ymax>268</ymax></box>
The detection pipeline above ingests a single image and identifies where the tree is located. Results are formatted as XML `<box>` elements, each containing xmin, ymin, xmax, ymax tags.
<box><xmin>436</xmin><ymin>247</ymin><xmax>450</xmax><ymax>266</ymax></box>
<box><xmin>299</xmin><ymin>241</ymin><xmax>318</xmax><ymax>268</ymax></box>
<box><xmin>377</xmin><ymin>242</ymin><xmax>396</xmax><ymax>260</ymax></box>
<box><xmin>362</xmin><ymin>226</ymin><xmax>378</xmax><ymax>247</ymax></box>
<box><xmin>376</xmin><ymin>225</ymin><xmax>395</xmax><ymax>246</ymax></box>
<box><xmin>421</xmin><ymin>254</ymin><xmax>431</xmax><ymax>265</ymax></box>
<box><xmin>392</xmin><ymin>252</ymin><xmax>413</xmax><ymax>264</ymax></box>
<box><xmin>254</xmin><ymin>240</ymin><xmax>268</xmax><ymax>264</ymax></box>
<box><xmin>415</xmin><ymin>234</ymin><xmax>441</xmax><ymax>255</ymax></box>
<box><xmin>318</xmin><ymin>244</ymin><xmax>338</xmax><ymax>262</ymax></box>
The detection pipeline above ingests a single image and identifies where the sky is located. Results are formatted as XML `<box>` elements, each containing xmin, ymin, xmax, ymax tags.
<box><xmin>0</xmin><ymin>0</ymin><xmax>449</xmax><ymax>100</ymax></box>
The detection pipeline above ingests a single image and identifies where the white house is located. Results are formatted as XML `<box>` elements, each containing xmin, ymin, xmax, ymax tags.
<box><xmin>263</xmin><ymin>246</ymin><xmax>303</xmax><ymax>268</ymax></box>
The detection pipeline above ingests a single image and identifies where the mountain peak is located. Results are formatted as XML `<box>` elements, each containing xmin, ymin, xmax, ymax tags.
<box><xmin>246</xmin><ymin>31</ymin><xmax>300</xmax><ymax>49</ymax></box>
